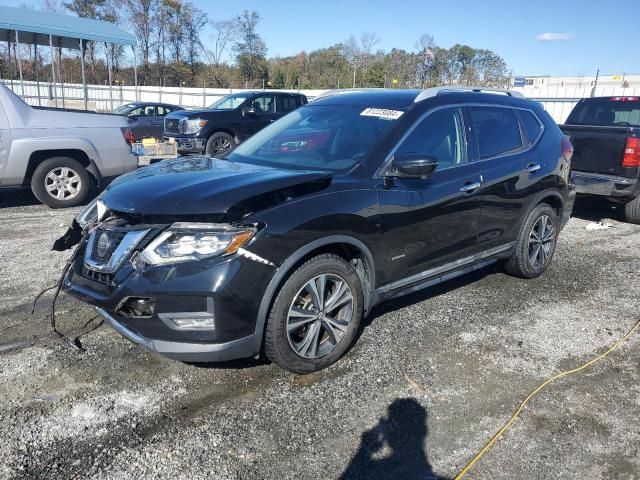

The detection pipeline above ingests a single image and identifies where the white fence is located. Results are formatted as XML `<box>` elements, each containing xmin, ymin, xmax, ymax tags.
<box><xmin>513</xmin><ymin>85</ymin><xmax>640</xmax><ymax>123</ymax></box>
<box><xmin>3</xmin><ymin>78</ymin><xmax>639</xmax><ymax>124</ymax></box>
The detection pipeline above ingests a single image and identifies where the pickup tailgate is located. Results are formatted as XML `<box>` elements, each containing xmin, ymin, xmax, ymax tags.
<box><xmin>560</xmin><ymin>124</ymin><xmax>631</xmax><ymax>176</ymax></box>
<box><xmin>560</xmin><ymin>96</ymin><xmax>640</xmax><ymax>178</ymax></box>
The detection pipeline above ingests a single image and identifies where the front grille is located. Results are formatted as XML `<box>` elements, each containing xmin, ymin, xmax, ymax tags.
<box><xmin>164</xmin><ymin>118</ymin><xmax>181</xmax><ymax>134</ymax></box>
<box><xmin>89</xmin><ymin>228</ymin><xmax>127</xmax><ymax>263</ymax></box>
<box><xmin>81</xmin><ymin>265</ymin><xmax>115</xmax><ymax>286</ymax></box>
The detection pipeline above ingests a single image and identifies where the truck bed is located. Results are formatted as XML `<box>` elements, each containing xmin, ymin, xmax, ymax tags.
<box><xmin>560</xmin><ymin>124</ymin><xmax>638</xmax><ymax>178</ymax></box>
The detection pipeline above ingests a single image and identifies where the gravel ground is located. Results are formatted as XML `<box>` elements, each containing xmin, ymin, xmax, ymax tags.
<box><xmin>0</xmin><ymin>191</ymin><xmax>639</xmax><ymax>480</ymax></box>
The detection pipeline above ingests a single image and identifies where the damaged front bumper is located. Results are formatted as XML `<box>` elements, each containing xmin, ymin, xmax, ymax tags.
<box><xmin>62</xmin><ymin>228</ymin><xmax>277</xmax><ymax>362</ymax></box>
<box><xmin>96</xmin><ymin>307</ymin><xmax>261</xmax><ymax>362</ymax></box>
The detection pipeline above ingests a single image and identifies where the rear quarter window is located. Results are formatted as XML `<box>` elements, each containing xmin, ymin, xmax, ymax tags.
<box><xmin>518</xmin><ymin>110</ymin><xmax>543</xmax><ymax>146</ymax></box>
<box><xmin>567</xmin><ymin>98</ymin><xmax>640</xmax><ymax>127</ymax></box>
<box><xmin>469</xmin><ymin>106</ymin><xmax>522</xmax><ymax>158</ymax></box>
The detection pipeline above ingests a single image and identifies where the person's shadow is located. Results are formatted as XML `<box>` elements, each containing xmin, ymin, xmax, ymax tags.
<box><xmin>340</xmin><ymin>398</ymin><xmax>449</xmax><ymax>480</ymax></box>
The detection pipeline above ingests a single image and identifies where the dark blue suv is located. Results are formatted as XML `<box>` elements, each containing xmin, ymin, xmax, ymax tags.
<box><xmin>59</xmin><ymin>87</ymin><xmax>575</xmax><ymax>373</ymax></box>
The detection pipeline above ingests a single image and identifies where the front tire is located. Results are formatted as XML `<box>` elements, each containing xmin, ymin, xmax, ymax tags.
<box><xmin>505</xmin><ymin>203</ymin><xmax>558</xmax><ymax>279</ymax></box>
<box><xmin>205</xmin><ymin>132</ymin><xmax>235</xmax><ymax>158</ymax></box>
<box><xmin>30</xmin><ymin>157</ymin><xmax>91</xmax><ymax>208</ymax></box>
<box><xmin>265</xmin><ymin>254</ymin><xmax>364</xmax><ymax>373</ymax></box>
<box><xmin>624</xmin><ymin>196</ymin><xmax>640</xmax><ymax>224</ymax></box>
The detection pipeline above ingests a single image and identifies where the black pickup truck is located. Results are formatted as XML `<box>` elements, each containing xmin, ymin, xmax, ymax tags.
<box><xmin>163</xmin><ymin>91</ymin><xmax>307</xmax><ymax>158</ymax></box>
<box><xmin>560</xmin><ymin>96</ymin><xmax>640</xmax><ymax>223</ymax></box>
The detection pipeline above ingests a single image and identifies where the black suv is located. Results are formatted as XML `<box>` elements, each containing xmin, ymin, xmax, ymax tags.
<box><xmin>163</xmin><ymin>91</ymin><xmax>307</xmax><ymax>157</ymax></box>
<box><xmin>60</xmin><ymin>88</ymin><xmax>575</xmax><ymax>373</ymax></box>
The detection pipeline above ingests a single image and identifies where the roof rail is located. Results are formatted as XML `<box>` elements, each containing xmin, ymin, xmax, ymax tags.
<box><xmin>414</xmin><ymin>86</ymin><xmax>524</xmax><ymax>103</ymax></box>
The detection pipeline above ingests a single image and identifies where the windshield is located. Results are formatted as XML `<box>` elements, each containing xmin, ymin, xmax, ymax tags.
<box><xmin>228</xmin><ymin>105</ymin><xmax>403</xmax><ymax>172</ymax></box>
<box><xmin>208</xmin><ymin>93</ymin><xmax>254</xmax><ymax>110</ymax></box>
<box><xmin>113</xmin><ymin>103</ymin><xmax>135</xmax><ymax>114</ymax></box>
<box><xmin>567</xmin><ymin>98</ymin><xmax>640</xmax><ymax>127</ymax></box>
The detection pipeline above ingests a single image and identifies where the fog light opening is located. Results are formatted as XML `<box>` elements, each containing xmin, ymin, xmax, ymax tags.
<box><xmin>168</xmin><ymin>317</ymin><xmax>215</xmax><ymax>330</ymax></box>
<box><xmin>116</xmin><ymin>297</ymin><xmax>156</xmax><ymax>318</ymax></box>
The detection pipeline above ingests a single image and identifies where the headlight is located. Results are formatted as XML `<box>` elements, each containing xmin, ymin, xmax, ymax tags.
<box><xmin>181</xmin><ymin>118</ymin><xmax>208</xmax><ymax>134</ymax></box>
<box><xmin>75</xmin><ymin>197</ymin><xmax>108</xmax><ymax>227</ymax></box>
<box><xmin>139</xmin><ymin>223</ymin><xmax>255</xmax><ymax>265</ymax></box>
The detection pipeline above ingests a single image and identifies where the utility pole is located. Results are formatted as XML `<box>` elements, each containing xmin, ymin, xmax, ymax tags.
<box><xmin>590</xmin><ymin>69</ymin><xmax>599</xmax><ymax>98</ymax></box>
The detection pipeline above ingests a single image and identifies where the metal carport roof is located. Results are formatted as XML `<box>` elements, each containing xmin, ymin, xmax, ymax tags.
<box><xmin>0</xmin><ymin>5</ymin><xmax>136</xmax><ymax>49</ymax></box>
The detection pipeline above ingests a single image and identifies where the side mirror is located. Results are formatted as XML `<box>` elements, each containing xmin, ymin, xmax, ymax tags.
<box><xmin>242</xmin><ymin>106</ymin><xmax>257</xmax><ymax>117</ymax></box>
<box><xmin>387</xmin><ymin>153</ymin><xmax>438</xmax><ymax>179</ymax></box>
<box><xmin>128</xmin><ymin>114</ymin><xmax>139</xmax><ymax>121</ymax></box>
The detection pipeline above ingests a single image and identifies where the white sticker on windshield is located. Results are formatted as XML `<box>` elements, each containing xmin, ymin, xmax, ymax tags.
<box><xmin>360</xmin><ymin>108</ymin><xmax>404</xmax><ymax>120</ymax></box>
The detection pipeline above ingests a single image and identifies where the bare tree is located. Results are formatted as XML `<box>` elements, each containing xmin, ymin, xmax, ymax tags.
<box><xmin>358</xmin><ymin>32</ymin><xmax>379</xmax><ymax>75</ymax></box>
<box><xmin>41</xmin><ymin>0</ymin><xmax>66</xmax><ymax>13</ymax></box>
<box><xmin>415</xmin><ymin>33</ymin><xmax>436</xmax><ymax>88</ymax></box>
<box><xmin>359</xmin><ymin>32</ymin><xmax>379</xmax><ymax>56</ymax></box>
<box><xmin>126</xmin><ymin>0</ymin><xmax>157</xmax><ymax>84</ymax></box>
<box><xmin>204</xmin><ymin>17</ymin><xmax>239</xmax><ymax>86</ymax></box>
<box><xmin>207</xmin><ymin>18</ymin><xmax>239</xmax><ymax>67</ymax></box>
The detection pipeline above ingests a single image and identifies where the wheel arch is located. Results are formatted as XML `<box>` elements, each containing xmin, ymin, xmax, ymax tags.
<box><xmin>206</xmin><ymin>128</ymin><xmax>238</xmax><ymax>145</ymax></box>
<box><xmin>253</xmin><ymin>235</ymin><xmax>377</xmax><ymax>344</ymax></box>
<box><xmin>535</xmin><ymin>190</ymin><xmax>564</xmax><ymax>219</ymax></box>
<box><xmin>25</xmin><ymin>149</ymin><xmax>92</xmax><ymax>186</ymax></box>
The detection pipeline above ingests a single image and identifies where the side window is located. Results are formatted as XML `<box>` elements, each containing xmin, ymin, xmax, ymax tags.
<box><xmin>250</xmin><ymin>95</ymin><xmax>276</xmax><ymax>114</ymax></box>
<box><xmin>128</xmin><ymin>107</ymin><xmax>144</xmax><ymax>117</ymax></box>
<box><xmin>395</xmin><ymin>108</ymin><xmax>467</xmax><ymax>169</ymax></box>
<box><xmin>157</xmin><ymin>106</ymin><xmax>172</xmax><ymax>116</ymax></box>
<box><xmin>518</xmin><ymin>110</ymin><xmax>543</xmax><ymax>146</ymax></box>
<box><xmin>143</xmin><ymin>105</ymin><xmax>156</xmax><ymax>117</ymax></box>
<box><xmin>279</xmin><ymin>95</ymin><xmax>298</xmax><ymax>113</ymax></box>
<box><xmin>469</xmin><ymin>107</ymin><xmax>522</xmax><ymax>159</ymax></box>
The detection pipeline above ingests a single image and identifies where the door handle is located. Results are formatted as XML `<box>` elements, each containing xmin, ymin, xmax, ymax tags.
<box><xmin>459</xmin><ymin>181</ymin><xmax>481</xmax><ymax>193</ymax></box>
<box><xmin>525</xmin><ymin>163</ymin><xmax>541</xmax><ymax>173</ymax></box>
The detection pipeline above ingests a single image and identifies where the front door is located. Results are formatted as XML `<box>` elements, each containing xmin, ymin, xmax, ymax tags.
<box><xmin>376</xmin><ymin>107</ymin><xmax>483</xmax><ymax>287</ymax></box>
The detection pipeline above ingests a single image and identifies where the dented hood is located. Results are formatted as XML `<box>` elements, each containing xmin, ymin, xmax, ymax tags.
<box><xmin>100</xmin><ymin>156</ymin><xmax>331</xmax><ymax>217</ymax></box>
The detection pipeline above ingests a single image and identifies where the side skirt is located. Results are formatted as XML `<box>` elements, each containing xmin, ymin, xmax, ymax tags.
<box><xmin>374</xmin><ymin>242</ymin><xmax>514</xmax><ymax>303</ymax></box>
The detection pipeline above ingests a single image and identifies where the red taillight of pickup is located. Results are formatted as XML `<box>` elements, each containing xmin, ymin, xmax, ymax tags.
<box><xmin>622</xmin><ymin>137</ymin><xmax>640</xmax><ymax>167</ymax></box>
<box><xmin>610</xmin><ymin>96</ymin><xmax>639</xmax><ymax>102</ymax></box>
<box><xmin>561</xmin><ymin>135</ymin><xmax>574</xmax><ymax>162</ymax></box>
<box><xmin>120</xmin><ymin>127</ymin><xmax>136</xmax><ymax>147</ymax></box>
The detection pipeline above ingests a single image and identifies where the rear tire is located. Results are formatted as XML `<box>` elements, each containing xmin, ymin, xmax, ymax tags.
<box><xmin>265</xmin><ymin>254</ymin><xmax>364</xmax><ymax>373</ymax></box>
<box><xmin>205</xmin><ymin>132</ymin><xmax>235</xmax><ymax>158</ymax></box>
<box><xmin>624</xmin><ymin>196</ymin><xmax>640</xmax><ymax>224</ymax></box>
<box><xmin>30</xmin><ymin>157</ymin><xmax>91</xmax><ymax>209</ymax></box>
<box><xmin>505</xmin><ymin>203</ymin><xmax>558</xmax><ymax>279</ymax></box>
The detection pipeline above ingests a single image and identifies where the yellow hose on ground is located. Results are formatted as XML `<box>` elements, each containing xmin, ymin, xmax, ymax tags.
<box><xmin>453</xmin><ymin>318</ymin><xmax>640</xmax><ymax>480</ymax></box>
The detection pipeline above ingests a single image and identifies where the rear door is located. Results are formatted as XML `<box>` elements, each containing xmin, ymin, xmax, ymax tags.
<box><xmin>563</xmin><ymin>97</ymin><xmax>640</xmax><ymax>176</ymax></box>
<box><xmin>151</xmin><ymin>105</ymin><xmax>173</xmax><ymax>139</ymax></box>
<box><xmin>277</xmin><ymin>94</ymin><xmax>301</xmax><ymax>118</ymax></box>
<box><xmin>468</xmin><ymin>105</ymin><xmax>544</xmax><ymax>250</ymax></box>
<box><xmin>128</xmin><ymin>106</ymin><xmax>156</xmax><ymax>140</ymax></box>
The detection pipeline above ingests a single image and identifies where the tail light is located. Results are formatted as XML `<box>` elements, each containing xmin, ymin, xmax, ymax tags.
<box><xmin>622</xmin><ymin>137</ymin><xmax>640</xmax><ymax>167</ymax></box>
<box><xmin>610</xmin><ymin>96</ymin><xmax>639</xmax><ymax>102</ymax></box>
<box><xmin>120</xmin><ymin>127</ymin><xmax>136</xmax><ymax>146</ymax></box>
<box><xmin>561</xmin><ymin>135</ymin><xmax>574</xmax><ymax>162</ymax></box>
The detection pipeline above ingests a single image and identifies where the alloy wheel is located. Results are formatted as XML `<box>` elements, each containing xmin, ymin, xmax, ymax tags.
<box><xmin>211</xmin><ymin>137</ymin><xmax>232</xmax><ymax>155</ymax></box>
<box><xmin>528</xmin><ymin>214</ymin><xmax>555</xmax><ymax>269</ymax></box>
<box><xmin>44</xmin><ymin>167</ymin><xmax>82</xmax><ymax>200</ymax></box>
<box><xmin>286</xmin><ymin>273</ymin><xmax>354</xmax><ymax>359</ymax></box>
